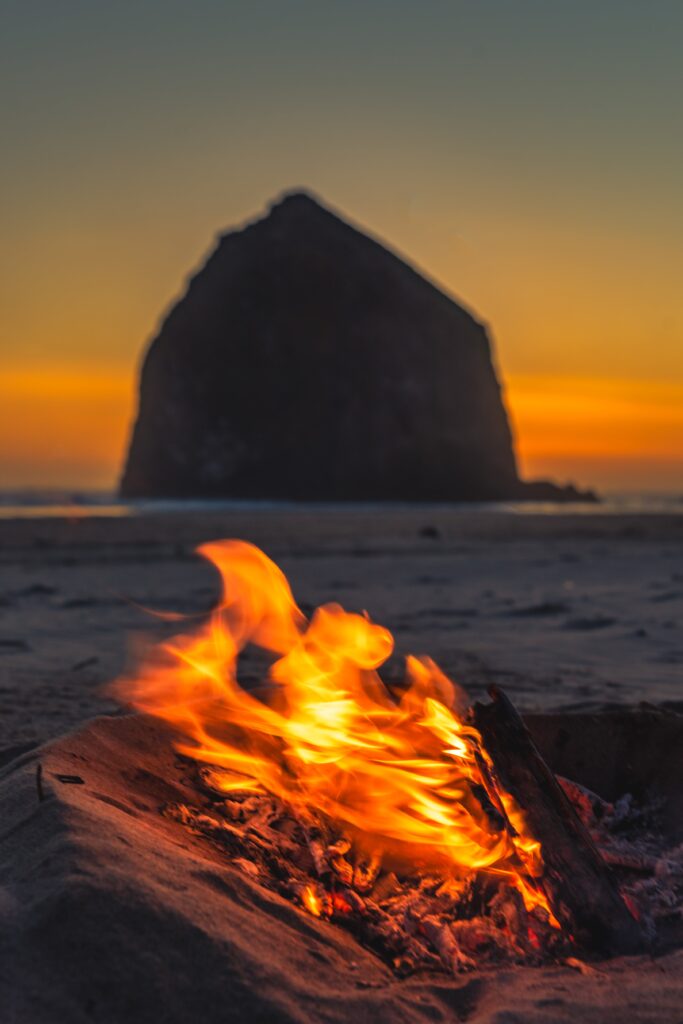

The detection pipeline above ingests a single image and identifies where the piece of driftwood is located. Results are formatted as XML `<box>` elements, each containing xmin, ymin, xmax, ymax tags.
<box><xmin>473</xmin><ymin>686</ymin><xmax>644</xmax><ymax>956</ymax></box>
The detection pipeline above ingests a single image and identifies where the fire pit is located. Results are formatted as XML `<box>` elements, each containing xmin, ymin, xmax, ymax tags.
<box><xmin>1</xmin><ymin>539</ymin><xmax>682</xmax><ymax>1023</ymax></box>
<box><xmin>2</xmin><ymin>709</ymin><xmax>682</xmax><ymax>1023</ymax></box>
<box><xmin>111</xmin><ymin>541</ymin><xmax>674</xmax><ymax>969</ymax></box>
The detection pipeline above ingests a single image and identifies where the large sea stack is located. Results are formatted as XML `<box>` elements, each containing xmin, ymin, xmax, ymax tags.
<box><xmin>121</xmin><ymin>192</ymin><xmax>593</xmax><ymax>502</ymax></box>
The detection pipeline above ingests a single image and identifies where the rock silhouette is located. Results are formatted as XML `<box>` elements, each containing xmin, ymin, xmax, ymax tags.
<box><xmin>120</xmin><ymin>192</ymin><xmax>595</xmax><ymax>503</ymax></box>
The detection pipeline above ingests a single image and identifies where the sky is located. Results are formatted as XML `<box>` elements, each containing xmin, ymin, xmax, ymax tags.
<box><xmin>1</xmin><ymin>0</ymin><xmax>682</xmax><ymax>493</ymax></box>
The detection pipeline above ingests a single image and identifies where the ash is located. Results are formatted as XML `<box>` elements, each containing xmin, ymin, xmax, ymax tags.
<box><xmin>162</xmin><ymin>762</ymin><xmax>601</xmax><ymax>974</ymax></box>
<box><xmin>163</xmin><ymin>766</ymin><xmax>683</xmax><ymax>972</ymax></box>
<box><xmin>560</xmin><ymin>777</ymin><xmax>683</xmax><ymax>951</ymax></box>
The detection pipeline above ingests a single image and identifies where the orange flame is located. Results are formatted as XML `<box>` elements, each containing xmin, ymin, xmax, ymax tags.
<box><xmin>301</xmin><ymin>885</ymin><xmax>322</xmax><ymax>917</ymax></box>
<box><xmin>116</xmin><ymin>540</ymin><xmax>554</xmax><ymax>919</ymax></box>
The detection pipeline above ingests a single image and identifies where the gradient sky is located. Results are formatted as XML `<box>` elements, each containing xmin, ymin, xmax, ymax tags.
<box><xmin>2</xmin><ymin>0</ymin><xmax>682</xmax><ymax>492</ymax></box>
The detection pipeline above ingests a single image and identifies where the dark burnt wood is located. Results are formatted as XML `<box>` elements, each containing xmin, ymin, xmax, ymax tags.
<box><xmin>473</xmin><ymin>686</ymin><xmax>644</xmax><ymax>956</ymax></box>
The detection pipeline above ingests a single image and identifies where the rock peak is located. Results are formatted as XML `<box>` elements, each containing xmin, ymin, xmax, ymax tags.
<box><xmin>264</xmin><ymin>189</ymin><xmax>351</xmax><ymax>230</ymax></box>
<box><xmin>269</xmin><ymin>188</ymin><xmax>324</xmax><ymax>211</ymax></box>
<box><xmin>120</xmin><ymin>194</ymin><xmax>595</xmax><ymax>503</ymax></box>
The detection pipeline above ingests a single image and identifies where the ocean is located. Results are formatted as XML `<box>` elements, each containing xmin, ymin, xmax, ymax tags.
<box><xmin>0</xmin><ymin>489</ymin><xmax>681</xmax><ymax>520</ymax></box>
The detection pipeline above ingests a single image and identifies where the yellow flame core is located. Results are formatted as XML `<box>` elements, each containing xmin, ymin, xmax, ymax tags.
<box><xmin>116</xmin><ymin>540</ymin><xmax>553</xmax><ymax>918</ymax></box>
<box><xmin>302</xmin><ymin>886</ymin><xmax>323</xmax><ymax>917</ymax></box>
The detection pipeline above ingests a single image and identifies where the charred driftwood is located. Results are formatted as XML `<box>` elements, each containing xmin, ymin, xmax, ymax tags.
<box><xmin>473</xmin><ymin>686</ymin><xmax>644</xmax><ymax>956</ymax></box>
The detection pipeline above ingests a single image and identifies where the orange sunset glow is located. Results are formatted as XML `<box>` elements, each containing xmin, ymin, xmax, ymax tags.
<box><xmin>507</xmin><ymin>377</ymin><xmax>683</xmax><ymax>492</ymax></box>
<box><xmin>0</xmin><ymin>368</ymin><xmax>132</xmax><ymax>489</ymax></box>
<box><xmin>3</xmin><ymin>364</ymin><xmax>681</xmax><ymax>493</ymax></box>
<box><xmin>2</xmin><ymin>3</ymin><xmax>682</xmax><ymax>496</ymax></box>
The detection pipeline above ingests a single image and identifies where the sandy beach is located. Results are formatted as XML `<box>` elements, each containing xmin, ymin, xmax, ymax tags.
<box><xmin>1</xmin><ymin>508</ymin><xmax>683</xmax><ymax>1023</ymax></box>
<box><xmin>1</xmin><ymin>506</ymin><xmax>681</xmax><ymax>759</ymax></box>
<box><xmin>4</xmin><ymin>4</ymin><xmax>682</xmax><ymax>1018</ymax></box>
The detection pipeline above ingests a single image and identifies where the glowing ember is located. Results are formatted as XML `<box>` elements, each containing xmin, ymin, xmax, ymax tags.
<box><xmin>116</xmin><ymin>540</ymin><xmax>556</xmax><ymax>925</ymax></box>
<box><xmin>302</xmin><ymin>885</ymin><xmax>323</xmax><ymax>917</ymax></box>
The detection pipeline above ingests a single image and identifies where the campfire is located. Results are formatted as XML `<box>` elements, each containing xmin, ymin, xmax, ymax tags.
<box><xmin>115</xmin><ymin>540</ymin><xmax>644</xmax><ymax>973</ymax></box>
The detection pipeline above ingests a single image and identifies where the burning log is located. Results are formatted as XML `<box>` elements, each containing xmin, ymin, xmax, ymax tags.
<box><xmin>473</xmin><ymin>686</ymin><xmax>644</xmax><ymax>956</ymax></box>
